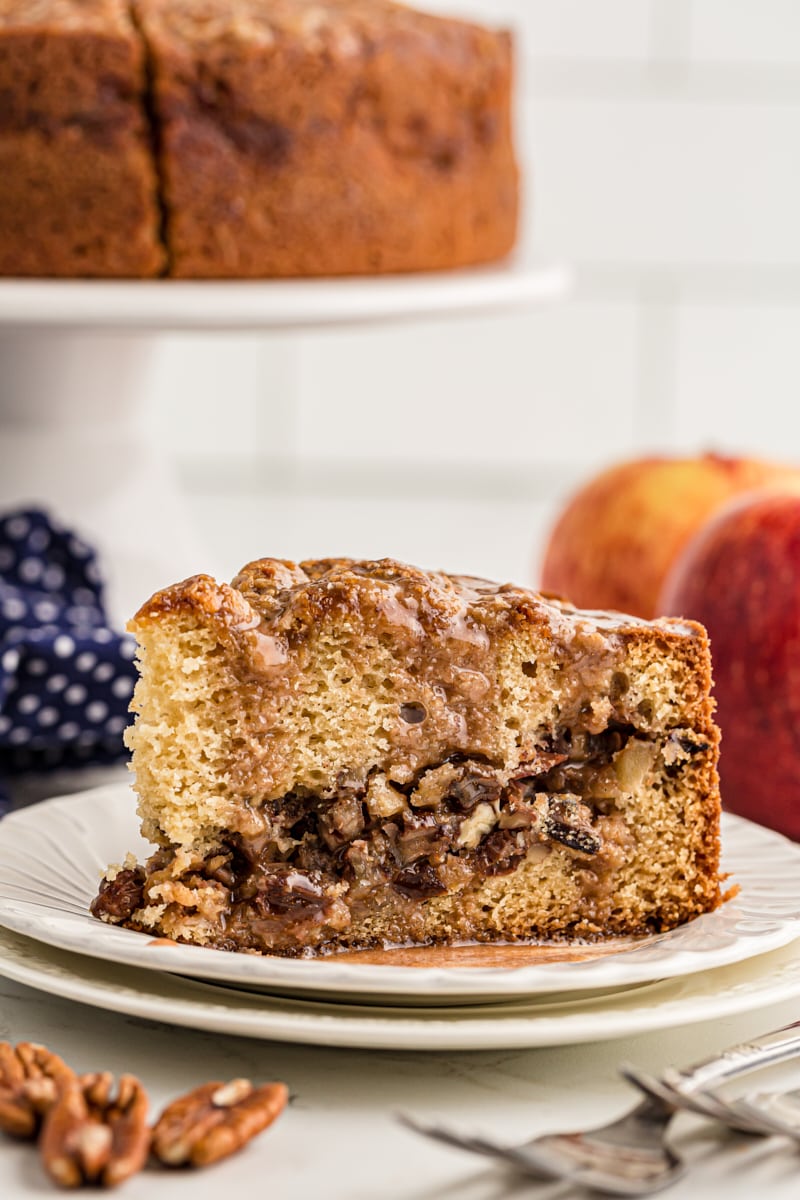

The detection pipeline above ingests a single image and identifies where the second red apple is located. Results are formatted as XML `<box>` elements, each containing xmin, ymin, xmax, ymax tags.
<box><xmin>660</xmin><ymin>489</ymin><xmax>800</xmax><ymax>840</ymax></box>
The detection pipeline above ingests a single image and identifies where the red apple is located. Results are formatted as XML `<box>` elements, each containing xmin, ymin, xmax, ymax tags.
<box><xmin>660</xmin><ymin>489</ymin><xmax>800</xmax><ymax>839</ymax></box>
<box><xmin>540</xmin><ymin>453</ymin><xmax>800</xmax><ymax>619</ymax></box>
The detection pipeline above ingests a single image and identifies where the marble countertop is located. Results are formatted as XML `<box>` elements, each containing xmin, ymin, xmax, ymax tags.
<box><xmin>2</xmin><ymin>975</ymin><xmax>800</xmax><ymax>1199</ymax></box>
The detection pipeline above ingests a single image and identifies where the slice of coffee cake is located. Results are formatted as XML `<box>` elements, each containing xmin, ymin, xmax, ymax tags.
<box><xmin>92</xmin><ymin>558</ymin><xmax>722</xmax><ymax>955</ymax></box>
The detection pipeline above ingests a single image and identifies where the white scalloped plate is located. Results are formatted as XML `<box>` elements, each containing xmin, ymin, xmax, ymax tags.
<box><xmin>1</xmin><ymin>785</ymin><xmax>800</xmax><ymax>1005</ymax></box>
<box><xmin>2</xmin><ymin>923</ymin><xmax>800</xmax><ymax>1049</ymax></box>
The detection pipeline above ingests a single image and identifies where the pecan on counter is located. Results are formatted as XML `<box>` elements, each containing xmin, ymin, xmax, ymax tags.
<box><xmin>39</xmin><ymin>1072</ymin><xmax>150</xmax><ymax>1189</ymax></box>
<box><xmin>0</xmin><ymin>1042</ymin><xmax>77</xmax><ymax>1139</ymax></box>
<box><xmin>151</xmin><ymin>1078</ymin><xmax>288</xmax><ymax>1168</ymax></box>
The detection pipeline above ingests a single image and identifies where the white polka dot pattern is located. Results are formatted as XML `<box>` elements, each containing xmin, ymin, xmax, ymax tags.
<box><xmin>0</xmin><ymin>510</ymin><xmax>138</xmax><ymax>808</ymax></box>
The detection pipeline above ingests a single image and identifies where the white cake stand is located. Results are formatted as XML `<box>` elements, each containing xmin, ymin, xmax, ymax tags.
<box><xmin>0</xmin><ymin>260</ymin><xmax>567</xmax><ymax>620</ymax></box>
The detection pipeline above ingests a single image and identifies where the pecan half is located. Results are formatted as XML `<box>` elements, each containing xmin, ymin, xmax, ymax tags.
<box><xmin>39</xmin><ymin>1072</ymin><xmax>149</xmax><ymax>1188</ymax></box>
<box><xmin>151</xmin><ymin>1078</ymin><xmax>288</xmax><ymax>1168</ymax></box>
<box><xmin>0</xmin><ymin>1042</ymin><xmax>77</xmax><ymax>1139</ymax></box>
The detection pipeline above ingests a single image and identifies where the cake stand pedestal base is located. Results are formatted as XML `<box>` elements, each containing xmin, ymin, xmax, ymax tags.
<box><xmin>0</xmin><ymin>332</ymin><xmax>203</xmax><ymax>624</ymax></box>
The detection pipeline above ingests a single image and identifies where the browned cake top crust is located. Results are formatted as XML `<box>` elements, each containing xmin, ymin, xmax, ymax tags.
<box><xmin>135</xmin><ymin>0</ymin><xmax>504</xmax><ymax>46</ymax></box>
<box><xmin>0</xmin><ymin>0</ymin><xmax>131</xmax><ymax>32</ymax></box>
<box><xmin>136</xmin><ymin>556</ymin><xmax>702</xmax><ymax>646</ymax></box>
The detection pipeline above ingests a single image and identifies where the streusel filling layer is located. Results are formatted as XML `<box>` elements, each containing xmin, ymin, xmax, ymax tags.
<box><xmin>91</xmin><ymin>724</ymin><xmax>707</xmax><ymax>955</ymax></box>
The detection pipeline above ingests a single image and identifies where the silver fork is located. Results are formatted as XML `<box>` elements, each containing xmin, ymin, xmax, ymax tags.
<box><xmin>402</xmin><ymin>1098</ymin><xmax>684</xmax><ymax>1196</ymax></box>
<box><xmin>403</xmin><ymin>1019</ymin><xmax>800</xmax><ymax>1196</ymax></box>
<box><xmin>729</xmin><ymin>1087</ymin><xmax>800</xmax><ymax>1139</ymax></box>
<box><xmin>626</xmin><ymin>1028</ymin><xmax>800</xmax><ymax>1139</ymax></box>
<box><xmin>649</xmin><ymin>1080</ymin><xmax>800</xmax><ymax>1144</ymax></box>
<box><xmin>620</xmin><ymin>1066</ymin><xmax>781</xmax><ymax>1137</ymax></box>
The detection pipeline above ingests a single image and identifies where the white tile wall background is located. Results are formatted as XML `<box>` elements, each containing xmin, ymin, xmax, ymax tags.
<box><xmin>143</xmin><ymin>0</ymin><xmax>800</xmax><ymax>588</ymax></box>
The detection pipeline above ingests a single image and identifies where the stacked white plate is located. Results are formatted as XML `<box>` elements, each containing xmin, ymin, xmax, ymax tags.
<box><xmin>1</xmin><ymin>786</ymin><xmax>800</xmax><ymax>1050</ymax></box>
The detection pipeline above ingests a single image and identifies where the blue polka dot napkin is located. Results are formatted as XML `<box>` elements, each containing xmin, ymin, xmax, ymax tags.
<box><xmin>0</xmin><ymin>509</ymin><xmax>137</xmax><ymax>813</ymax></box>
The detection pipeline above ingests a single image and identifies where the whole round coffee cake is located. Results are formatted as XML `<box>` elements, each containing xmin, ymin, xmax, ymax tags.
<box><xmin>0</xmin><ymin>0</ymin><xmax>519</xmax><ymax>278</ymax></box>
